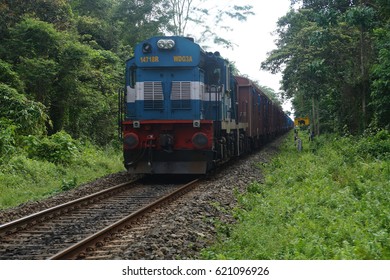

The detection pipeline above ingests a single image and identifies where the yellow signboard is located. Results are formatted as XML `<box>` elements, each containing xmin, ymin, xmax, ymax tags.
<box><xmin>294</xmin><ymin>117</ymin><xmax>310</xmax><ymax>126</ymax></box>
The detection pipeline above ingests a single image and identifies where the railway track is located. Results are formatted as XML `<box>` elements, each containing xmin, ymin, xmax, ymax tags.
<box><xmin>0</xmin><ymin>177</ymin><xmax>199</xmax><ymax>260</ymax></box>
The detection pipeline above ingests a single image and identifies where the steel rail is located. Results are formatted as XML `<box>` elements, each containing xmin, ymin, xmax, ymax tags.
<box><xmin>0</xmin><ymin>181</ymin><xmax>135</xmax><ymax>237</ymax></box>
<box><xmin>50</xmin><ymin>178</ymin><xmax>199</xmax><ymax>260</ymax></box>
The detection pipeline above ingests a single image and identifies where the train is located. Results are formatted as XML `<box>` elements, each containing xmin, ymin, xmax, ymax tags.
<box><xmin>119</xmin><ymin>36</ymin><xmax>293</xmax><ymax>174</ymax></box>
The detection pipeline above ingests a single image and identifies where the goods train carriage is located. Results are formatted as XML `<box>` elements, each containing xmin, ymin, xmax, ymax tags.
<box><xmin>234</xmin><ymin>76</ymin><xmax>293</xmax><ymax>147</ymax></box>
<box><xmin>235</xmin><ymin>76</ymin><xmax>280</xmax><ymax>148</ymax></box>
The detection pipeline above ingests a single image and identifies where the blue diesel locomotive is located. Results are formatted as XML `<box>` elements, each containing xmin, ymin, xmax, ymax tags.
<box><xmin>121</xmin><ymin>36</ymin><xmax>292</xmax><ymax>174</ymax></box>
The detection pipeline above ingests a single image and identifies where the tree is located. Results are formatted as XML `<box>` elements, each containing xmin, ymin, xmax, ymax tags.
<box><xmin>16</xmin><ymin>57</ymin><xmax>59</xmax><ymax>106</ymax></box>
<box><xmin>167</xmin><ymin>0</ymin><xmax>193</xmax><ymax>36</ymax></box>
<box><xmin>0</xmin><ymin>84</ymin><xmax>49</xmax><ymax>135</ymax></box>
<box><xmin>166</xmin><ymin>0</ymin><xmax>254</xmax><ymax>49</ymax></box>
<box><xmin>70</xmin><ymin>0</ymin><xmax>120</xmax><ymax>51</ymax></box>
<box><xmin>262</xmin><ymin>9</ymin><xmax>331</xmax><ymax>134</ymax></box>
<box><xmin>345</xmin><ymin>4</ymin><xmax>376</xmax><ymax>130</ymax></box>
<box><xmin>4</xmin><ymin>17</ymin><xmax>62</xmax><ymax>62</ymax></box>
<box><xmin>3</xmin><ymin>18</ymin><xmax>63</xmax><ymax>123</ymax></box>
<box><xmin>113</xmin><ymin>0</ymin><xmax>169</xmax><ymax>48</ymax></box>
<box><xmin>76</xmin><ymin>15</ymin><xmax>119</xmax><ymax>50</ymax></box>
<box><xmin>0</xmin><ymin>59</ymin><xmax>24</xmax><ymax>93</ymax></box>
<box><xmin>1</xmin><ymin>14</ymin><xmax>122</xmax><ymax>144</ymax></box>
<box><xmin>70</xmin><ymin>0</ymin><xmax>113</xmax><ymax>20</ymax></box>
<box><xmin>371</xmin><ymin>23</ymin><xmax>390</xmax><ymax>128</ymax></box>
<box><xmin>262</xmin><ymin>0</ymin><xmax>387</xmax><ymax>134</ymax></box>
<box><xmin>52</xmin><ymin>40</ymin><xmax>121</xmax><ymax>144</ymax></box>
<box><xmin>0</xmin><ymin>0</ymin><xmax>73</xmax><ymax>37</ymax></box>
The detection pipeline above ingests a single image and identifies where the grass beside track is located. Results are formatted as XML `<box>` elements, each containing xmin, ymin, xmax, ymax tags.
<box><xmin>202</xmin><ymin>129</ymin><xmax>390</xmax><ymax>259</ymax></box>
<box><xmin>0</xmin><ymin>144</ymin><xmax>124</xmax><ymax>210</ymax></box>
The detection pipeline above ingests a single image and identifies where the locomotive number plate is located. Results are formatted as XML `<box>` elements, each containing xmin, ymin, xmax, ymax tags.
<box><xmin>173</xmin><ymin>56</ymin><xmax>193</xmax><ymax>62</ymax></box>
<box><xmin>140</xmin><ymin>56</ymin><xmax>160</xmax><ymax>63</ymax></box>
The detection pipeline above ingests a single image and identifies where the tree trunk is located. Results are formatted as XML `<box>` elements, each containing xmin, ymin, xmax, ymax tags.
<box><xmin>312</xmin><ymin>96</ymin><xmax>320</xmax><ymax>135</ymax></box>
<box><xmin>360</xmin><ymin>24</ymin><xmax>367</xmax><ymax>131</ymax></box>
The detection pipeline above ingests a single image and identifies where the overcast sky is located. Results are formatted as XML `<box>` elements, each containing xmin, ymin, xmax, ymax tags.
<box><xmin>223</xmin><ymin>1</ymin><xmax>291</xmax><ymax>89</ymax></box>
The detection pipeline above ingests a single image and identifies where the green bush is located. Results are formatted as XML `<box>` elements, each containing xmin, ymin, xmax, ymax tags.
<box><xmin>0</xmin><ymin>118</ymin><xmax>17</xmax><ymax>162</ymax></box>
<box><xmin>24</xmin><ymin>131</ymin><xmax>80</xmax><ymax>164</ymax></box>
<box><xmin>0</xmin><ymin>83</ymin><xmax>49</xmax><ymax>135</ymax></box>
<box><xmin>357</xmin><ymin>129</ymin><xmax>390</xmax><ymax>159</ymax></box>
<box><xmin>61</xmin><ymin>177</ymin><xmax>78</xmax><ymax>191</ymax></box>
<box><xmin>0</xmin><ymin>59</ymin><xmax>24</xmax><ymax>92</ymax></box>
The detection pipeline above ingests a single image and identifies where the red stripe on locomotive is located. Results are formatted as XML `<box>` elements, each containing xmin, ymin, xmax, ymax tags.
<box><xmin>123</xmin><ymin>120</ymin><xmax>213</xmax><ymax>151</ymax></box>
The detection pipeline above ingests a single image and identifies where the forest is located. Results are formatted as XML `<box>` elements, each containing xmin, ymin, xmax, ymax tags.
<box><xmin>1</xmin><ymin>0</ymin><xmax>167</xmax><ymax>150</ymax></box>
<box><xmin>262</xmin><ymin>0</ymin><xmax>390</xmax><ymax>135</ymax></box>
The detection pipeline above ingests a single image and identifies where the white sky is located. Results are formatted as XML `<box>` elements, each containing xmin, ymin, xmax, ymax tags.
<box><xmin>226</xmin><ymin>1</ymin><xmax>290</xmax><ymax>89</ymax></box>
<box><xmin>188</xmin><ymin>0</ymin><xmax>293</xmax><ymax>113</ymax></box>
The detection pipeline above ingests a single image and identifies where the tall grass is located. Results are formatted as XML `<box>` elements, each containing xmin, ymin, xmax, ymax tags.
<box><xmin>202</xmin><ymin>130</ymin><xmax>390</xmax><ymax>259</ymax></box>
<box><xmin>0</xmin><ymin>133</ymin><xmax>124</xmax><ymax>210</ymax></box>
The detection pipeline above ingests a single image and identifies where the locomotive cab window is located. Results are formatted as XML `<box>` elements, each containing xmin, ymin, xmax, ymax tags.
<box><xmin>129</xmin><ymin>66</ymin><xmax>137</xmax><ymax>88</ymax></box>
<box><xmin>211</xmin><ymin>68</ymin><xmax>221</xmax><ymax>85</ymax></box>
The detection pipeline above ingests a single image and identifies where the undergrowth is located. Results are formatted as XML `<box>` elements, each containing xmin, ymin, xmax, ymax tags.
<box><xmin>202</xmin><ymin>129</ymin><xmax>390</xmax><ymax>259</ymax></box>
<box><xmin>0</xmin><ymin>131</ymin><xmax>124</xmax><ymax>210</ymax></box>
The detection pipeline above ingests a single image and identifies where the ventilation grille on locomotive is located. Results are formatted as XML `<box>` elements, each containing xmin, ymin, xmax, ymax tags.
<box><xmin>144</xmin><ymin>81</ymin><xmax>164</xmax><ymax>110</ymax></box>
<box><xmin>171</xmin><ymin>81</ymin><xmax>191</xmax><ymax>109</ymax></box>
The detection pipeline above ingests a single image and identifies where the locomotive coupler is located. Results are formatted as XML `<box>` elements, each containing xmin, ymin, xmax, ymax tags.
<box><xmin>145</xmin><ymin>134</ymin><xmax>156</xmax><ymax>147</ymax></box>
<box><xmin>159</xmin><ymin>134</ymin><xmax>174</xmax><ymax>153</ymax></box>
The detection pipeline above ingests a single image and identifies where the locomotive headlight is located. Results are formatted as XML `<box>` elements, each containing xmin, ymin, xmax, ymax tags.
<box><xmin>157</xmin><ymin>40</ymin><xmax>165</xmax><ymax>49</ymax></box>
<box><xmin>157</xmin><ymin>39</ymin><xmax>175</xmax><ymax>50</ymax></box>
<box><xmin>166</xmin><ymin>39</ymin><xmax>175</xmax><ymax>49</ymax></box>
<box><xmin>192</xmin><ymin>132</ymin><xmax>208</xmax><ymax>149</ymax></box>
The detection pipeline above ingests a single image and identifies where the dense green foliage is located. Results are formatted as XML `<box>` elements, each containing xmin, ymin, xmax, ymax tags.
<box><xmin>0</xmin><ymin>136</ymin><xmax>123</xmax><ymax>209</ymax></box>
<box><xmin>262</xmin><ymin>0</ymin><xmax>390</xmax><ymax>134</ymax></box>
<box><xmin>202</xmin><ymin>131</ymin><xmax>390</xmax><ymax>259</ymax></box>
